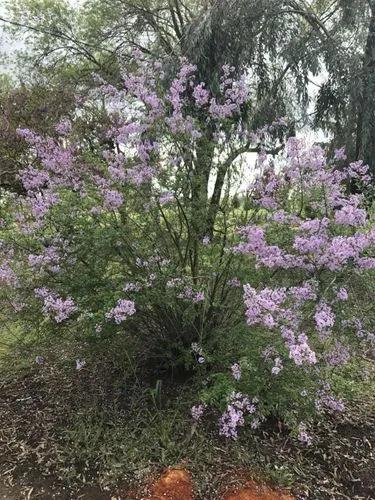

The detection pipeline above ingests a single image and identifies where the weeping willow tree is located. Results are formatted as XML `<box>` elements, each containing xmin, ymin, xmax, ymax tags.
<box><xmin>0</xmin><ymin>1</ymin><xmax>335</xmax><ymax>140</ymax></box>
<box><xmin>356</xmin><ymin>1</ymin><xmax>375</xmax><ymax>173</ymax></box>
<box><xmin>2</xmin><ymin>0</ymin><xmax>375</xmax><ymax>177</ymax></box>
<box><xmin>313</xmin><ymin>0</ymin><xmax>375</xmax><ymax>176</ymax></box>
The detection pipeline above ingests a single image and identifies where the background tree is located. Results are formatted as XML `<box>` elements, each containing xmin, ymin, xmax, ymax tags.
<box><xmin>314</xmin><ymin>0</ymin><xmax>375</xmax><ymax>174</ymax></box>
<box><xmin>2</xmin><ymin>0</ymin><xmax>375</xmax><ymax>183</ymax></box>
<box><xmin>0</xmin><ymin>0</ymin><xmax>341</xmax><ymax>119</ymax></box>
<box><xmin>0</xmin><ymin>0</ymin><xmax>330</xmax><ymax>193</ymax></box>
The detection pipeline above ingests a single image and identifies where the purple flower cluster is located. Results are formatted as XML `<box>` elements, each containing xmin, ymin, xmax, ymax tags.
<box><xmin>35</xmin><ymin>355</ymin><xmax>45</xmax><ymax>365</ymax></box>
<box><xmin>288</xmin><ymin>334</ymin><xmax>317</xmax><ymax>366</ymax></box>
<box><xmin>159</xmin><ymin>192</ymin><xmax>174</xmax><ymax>206</ymax></box>
<box><xmin>28</xmin><ymin>245</ymin><xmax>62</xmax><ymax>274</ymax></box>
<box><xmin>231</xmin><ymin>362</ymin><xmax>241</xmax><ymax>381</ymax></box>
<box><xmin>314</xmin><ymin>302</ymin><xmax>335</xmax><ymax>333</ymax></box>
<box><xmin>0</xmin><ymin>260</ymin><xmax>18</xmax><ymax>287</ymax></box>
<box><xmin>336</xmin><ymin>287</ymin><xmax>348</xmax><ymax>301</ymax></box>
<box><xmin>193</xmin><ymin>83</ymin><xmax>210</xmax><ymax>106</ymax></box>
<box><xmin>298</xmin><ymin>423</ymin><xmax>312</xmax><ymax>445</ymax></box>
<box><xmin>55</xmin><ymin>119</ymin><xmax>72</xmax><ymax>136</ymax></box>
<box><xmin>232</xmin><ymin>137</ymin><xmax>375</xmax><ymax>419</ymax></box>
<box><xmin>316</xmin><ymin>391</ymin><xmax>345</xmax><ymax>413</ymax></box>
<box><xmin>178</xmin><ymin>286</ymin><xmax>205</xmax><ymax>303</ymax></box>
<box><xmin>243</xmin><ymin>284</ymin><xmax>319</xmax><ymax>367</ymax></box>
<box><xmin>102</xmin><ymin>188</ymin><xmax>124</xmax><ymax>210</ymax></box>
<box><xmin>191</xmin><ymin>404</ymin><xmax>206</xmax><ymax>421</ymax></box>
<box><xmin>34</xmin><ymin>287</ymin><xmax>76</xmax><ymax>323</ymax></box>
<box><xmin>243</xmin><ymin>285</ymin><xmax>287</xmax><ymax>329</ymax></box>
<box><xmin>235</xmin><ymin>139</ymin><xmax>374</xmax><ymax>273</ymax></box>
<box><xmin>106</xmin><ymin>299</ymin><xmax>136</xmax><ymax>324</ymax></box>
<box><xmin>227</xmin><ymin>277</ymin><xmax>241</xmax><ymax>288</ymax></box>
<box><xmin>191</xmin><ymin>342</ymin><xmax>205</xmax><ymax>364</ymax></box>
<box><xmin>165</xmin><ymin>61</ymin><xmax>201</xmax><ymax>137</ymax></box>
<box><xmin>325</xmin><ymin>341</ymin><xmax>350</xmax><ymax>366</ymax></box>
<box><xmin>219</xmin><ymin>392</ymin><xmax>259</xmax><ymax>439</ymax></box>
<box><xmin>209</xmin><ymin>66</ymin><xmax>249</xmax><ymax>119</ymax></box>
<box><xmin>13</xmin><ymin>59</ymin><xmax>254</xmax><ymax>245</ymax></box>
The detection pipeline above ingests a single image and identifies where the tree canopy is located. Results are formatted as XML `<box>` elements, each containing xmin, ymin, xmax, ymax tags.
<box><xmin>1</xmin><ymin>0</ymin><xmax>375</xmax><ymax>187</ymax></box>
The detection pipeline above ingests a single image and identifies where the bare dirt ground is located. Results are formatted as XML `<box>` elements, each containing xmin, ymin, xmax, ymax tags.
<box><xmin>0</xmin><ymin>467</ymin><xmax>294</xmax><ymax>500</ymax></box>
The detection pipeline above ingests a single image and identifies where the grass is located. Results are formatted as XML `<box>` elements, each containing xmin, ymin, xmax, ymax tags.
<box><xmin>1</xmin><ymin>325</ymin><xmax>375</xmax><ymax>498</ymax></box>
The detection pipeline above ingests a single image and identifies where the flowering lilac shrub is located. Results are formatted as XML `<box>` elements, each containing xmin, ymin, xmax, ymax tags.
<box><xmin>0</xmin><ymin>58</ymin><xmax>278</xmax><ymax>353</ymax></box>
<box><xmin>194</xmin><ymin>139</ymin><xmax>375</xmax><ymax>440</ymax></box>
<box><xmin>0</xmin><ymin>57</ymin><xmax>374</xmax><ymax>441</ymax></box>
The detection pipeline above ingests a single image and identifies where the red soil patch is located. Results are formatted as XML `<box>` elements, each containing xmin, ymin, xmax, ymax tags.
<box><xmin>223</xmin><ymin>480</ymin><xmax>294</xmax><ymax>500</ymax></box>
<box><xmin>147</xmin><ymin>468</ymin><xmax>194</xmax><ymax>499</ymax></box>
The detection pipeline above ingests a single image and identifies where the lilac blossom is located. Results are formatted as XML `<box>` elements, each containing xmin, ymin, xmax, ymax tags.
<box><xmin>191</xmin><ymin>404</ymin><xmax>206</xmax><ymax>421</ymax></box>
<box><xmin>126</xmin><ymin>165</ymin><xmax>155</xmax><ymax>186</ymax></box>
<box><xmin>289</xmin><ymin>334</ymin><xmax>317</xmax><ymax>366</ymax></box>
<box><xmin>219</xmin><ymin>402</ymin><xmax>245</xmax><ymax>439</ymax></box>
<box><xmin>30</xmin><ymin>191</ymin><xmax>59</xmax><ymax>220</ymax></box>
<box><xmin>219</xmin><ymin>392</ymin><xmax>260</xmax><ymax>439</ymax></box>
<box><xmin>271</xmin><ymin>357</ymin><xmax>283</xmax><ymax>375</ymax></box>
<box><xmin>193</xmin><ymin>83</ymin><xmax>210</xmax><ymax>106</ymax></box>
<box><xmin>34</xmin><ymin>288</ymin><xmax>76</xmax><ymax>323</ymax></box>
<box><xmin>0</xmin><ymin>261</ymin><xmax>18</xmax><ymax>287</ymax></box>
<box><xmin>289</xmin><ymin>282</ymin><xmax>317</xmax><ymax>302</ymax></box>
<box><xmin>76</xmin><ymin>359</ymin><xmax>86</xmax><ymax>371</ymax></box>
<box><xmin>102</xmin><ymin>189</ymin><xmax>124</xmax><ymax>210</ymax></box>
<box><xmin>334</xmin><ymin>147</ymin><xmax>347</xmax><ymax>161</ymax></box>
<box><xmin>325</xmin><ymin>341</ymin><xmax>350</xmax><ymax>366</ymax></box>
<box><xmin>19</xmin><ymin>166</ymin><xmax>49</xmax><ymax>192</ymax></box>
<box><xmin>336</xmin><ymin>287</ymin><xmax>348</xmax><ymax>301</ymax></box>
<box><xmin>159</xmin><ymin>192</ymin><xmax>174</xmax><ymax>206</ymax></box>
<box><xmin>243</xmin><ymin>285</ymin><xmax>286</xmax><ymax>328</ymax></box>
<box><xmin>231</xmin><ymin>363</ymin><xmax>241</xmax><ymax>381</ymax></box>
<box><xmin>316</xmin><ymin>392</ymin><xmax>345</xmax><ymax>413</ymax></box>
<box><xmin>55</xmin><ymin>119</ymin><xmax>72</xmax><ymax>136</ymax></box>
<box><xmin>236</xmin><ymin>139</ymin><xmax>373</xmax><ymax>274</ymax></box>
<box><xmin>178</xmin><ymin>286</ymin><xmax>205</xmax><ymax>303</ymax></box>
<box><xmin>314</xmin><ymin>303</ymin><xmax>335</xmax><ymax>332</ymax></box>
<box><xmin>227</xmin><ymin>277</ymin><xmax>241</xmax><ymax>288</ymax></box>
<box><xmin>298</xmin><ymin>423</ymin><xmax>312</xmax><ymax>445</ymax></box>
<box><xmin>28</xmin><ymin>245</ymin><xmax>62</xmax><ymax>273</ymax></box>
<box><xmin>334</xmin><ymin>204</ymin><xmax>367</xmax><ymax>227</ymax></box>
<box><xmin>192</xmin><ymin>291</ymin><xmax>205</xmax><ymax>303</ymax></box>
<box><xmin>106</xmin><ymin>299</ymin><xmax>136</xmax><ymax>324</ymax></box>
